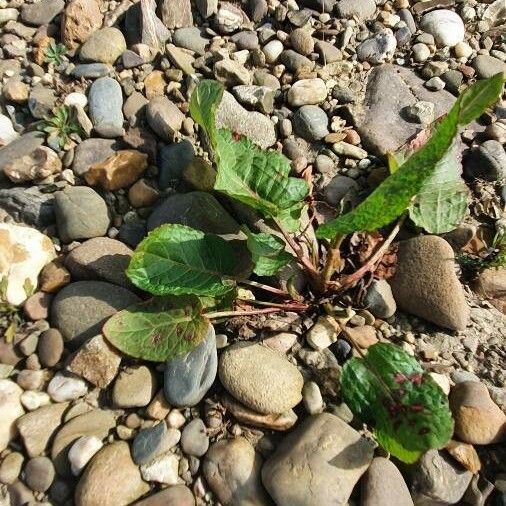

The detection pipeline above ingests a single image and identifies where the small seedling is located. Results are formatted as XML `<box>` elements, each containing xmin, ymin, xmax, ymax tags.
<box><xmin>43</xmin><ymin>41</ymin><xmax>68</xmax><ymax>66</ymax></box>
<box><xmin>38</xmin><ymin>105</ymin><xmax>83</xmax><ymax>150</ymax></box>
<box><xmin>103</xmin><ymin>74</ymin><xmax>503</xmax><ymax>463</ymax></box>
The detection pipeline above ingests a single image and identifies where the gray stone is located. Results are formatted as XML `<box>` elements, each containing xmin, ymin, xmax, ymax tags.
<box><xmin>354</xmin><ymin>64</ymin><xmax>455</xmax><ymax>156</ymax></box>
<box><xmin>410</xmin><ymin>450</ymin><xmax>472</xmax><ymax>505</ymax></box>
<box><xmin>80</xmin><ymin>27</ymin><xmax>126</xmax><ymax>64</ymax></box>
<box><xmin>88</xmin><ymin>77</ymin><xmax>124</xmax><ymax>138</ymax></box>
<box><xmin>24</xmin><ymin>457</ymin><xmax>55</xmax><ymax>492</ymax></box>
<box><xmin>64</xmin><ymin>237</ymin><xmax>132</xmax><ymax>288</ymax></box>
<box><xmin>21</xmin><ymin>0</ymin><xmax>64</xmax><ymax>26</ymax></box>
<box><xmin>51</xmin><ymin>281</ymin><xmax>140</xmax><ymax>347</ymax></box>
<box><xmin>472</xmin><ymin>55</ymin><xmax>506</xmax><ymax>79</ymax></box>
<box><xmin>164</xmin><ymin>324</ymin><xmax>217</xmax><ymax>407</ymax></box>
<box><xmin>323</xmin><ymin>175</ymin><xmax>359</xmax><ymax>206</ymax></box>
<box><xmin>0</xmin><ymin>186</ymin><xmax>54</xmax><ymax>228</ymax></box>
<box><xmin>54</xmin><ymin>186</ymin><xmax>110</xmax><ymax>243</ymax></box>
<box><xmin>399</xmin><ymin>8</ymin><xmax>416</xmax><ymax>33</ymax></box>
<box><xmin>364</xmin><ymin>279</ymin><xmax>396</xmax><ymax>319</ymax></box>
<box><xmin>161</xmin><ymin>0</ymin><xmax>192</xmax><ymax>28</ymax></box>
<box><xmin>173</xmin><ymin>27</ymin><xmax>209</xmax><ymax>55</ymax></box>
<box><xmin>219</xmin><ymin>342</ymin><xmax>303</xmax><ymax>414</ymax></box>
<box><xmin>146</xmin><ymin>96</ymin><xmax>185</xmax><ymax>141</ymax></box>
<box><xmin>72</xmin><ymin>139</ymin><xmax>120</xmax><ymax>177</ymax></box>
<box><xmin>231</xmin><ymin>31</ymin><xmax>259</xmax><ymax>50</ymax></box>
<box><xmin>147</xmin><ymin>191</ymin><xmax>241</xmax><ymax>238</ymax></box>
<box><xmin>140</xmin><ymin>0</ymin><xmax>170</xmax><ymax>51</ymax></box>
<box><xmin>180</xmin><ymin>418</ymin><xmax>209</xmax><ymax>457</ymax></box>
<box><xmin>361</xmin><ymin>457</ymin><xmax>413</xmax><ymax>506</ymax></box>
<box><xmin>28</xmin><ymin>85</ymin><xmax>56</xmax><ymax>119</ymax></box>
<box><xmin>465</xmin><ymin>140</ymin><xmax>506</xmax><ymax>181</ymax></box>
<box><xmin>71</xmin><ymin>64</ymin><xmax>113</xmax><ymax>79</ymax></box>
<box><xmin>166</xmin><ymin>43</ymin><xmax>195</xmax><ymax>75</ymax></box>
<box><xmin>158</xmin><ymin>139</ymin><xmax>195</xmax><ymax>189</ymax></box>
<box><xmin>233</xmin><ymin>85</ymin><xmax>275</xmax><ymax>113</ymax></box>
<box><xmin>293</xmin><ymin>105</ymin><xmax>329</xmax><ymax>141</ymax></box>
<box><xmin>132</xmin><ymin>422</ymin><xmax>180</xmax><ymax>465</ymax></box>
<box><xmin>216</xmin><ymin>91</ymin><xmax>276</xmax><ymax>148</ymax></box>
<box><xmin>215</xmin><ymin>59</ymin><xmax>251</xmax><ymax>86</ymax></box>
<box><xmin>315</xmin><ymin>40</ymin><xmax>342</xmax><ymax>63</ymax></box>
<box><xmin>389</xmin><ymin>236</ymin><xmax>469</xmax><ymax>330</ymax></box>
<box><xmin>336</xmin><ymin>0</ymin><xmax>375</xmax><ymax>20</ymax></box>
<box><xmin>357</xmin><ymin>28</ymin><xmax>397</xmax><ymax>64</ymax></box>
<box><xmin>262</xmin><ymin>413</ymin><xmax>374</xmax><ymax>506</ymax></box>
<box><xmin>113</xmin><ymin>365</ymin><xmax>156</xmax><ymax>408</ymax></box>
<box><xmin>279</xmin><ymin>50</ymin><xmax>315</xmax><ymax>73</ymax></box>
<box><xmin>0</xmin><ymin>132</ymin><xmax>44</xmax><ymax>182</ymax></box>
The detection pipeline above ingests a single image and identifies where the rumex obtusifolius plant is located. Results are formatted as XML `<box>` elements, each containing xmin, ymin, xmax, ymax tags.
<box><xmin>103</xmin><ymin>74</ymin><xmax>504</xmax><ymax>463</ymax></box>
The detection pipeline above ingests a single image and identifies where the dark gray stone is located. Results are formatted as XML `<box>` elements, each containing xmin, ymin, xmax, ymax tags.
<box><xmin>0</xmin><ymin>132</ymin><xmax>44</xmax><ymax>182</ymax></box>
<box><xmin>71</xmin><ymin>64</ymin><xmax>113</xmax><ymax>79</ymax></box>
<box><xmin>465</xmin><ymin>140</ymin><xmax>506</xmax><ymax>182</ymax></box>
<box><xmin>299</xmin><ymin>0</ymin><xmax>335</xmax><ymax>13</ymax></box>
<box><xmin>399</xmin><ymin>8</ymin><xmax>416</xmax><ymax>33</ymax></box>
<box><xmin>173</xmin><ymin>27</ymin><xmax>209</xmax><ymax>55</ymax></box>
<box><xmin>364</xmin><ymin>279</ymin><xmax>397</xmax><ymax>319</ymax></box>
<box><xmin>0</xmin><ymin>186</ymin><xmax>55</xmax><ymax>228</ymax></box>
<box><xmin>132</xmin><ymin>422</ymin><xmax>168</xmax><ymax>465</ymax></box>
<box><xmin>88</xmin><ymin>77</ymin><xmax>124</xmax><ymax>138</ymax></box>
<box><xmin>21</xmin><ymin>0</ymin><xmax>64</xmax><ymax>26</ymax></box>
<box><xmin>118</xmin><ymin>222</ymin><xmax>146</xmax><ymax>247</ymax></box>
<box><xmin>164</xmin><ymin>325</ymin><xmax>217</xmax><ymax>407</ymax></box>
<box><xmin>121</xmin><ymin>50</ymin><xmax>145</xmax><ymax>69</ymax></box>
<box><xmin>72</xmin><ymin>138</ymin><xmax>121</xmax><ymax>177</ymax></box>
<box><xmin>51</xmin><ymin>281</ymin><xmax>140</xmax><ymax>348</ymax></box>
<box><xmin>180</xmin><ymin>418</ymin><xmax>209</xmax><ymax>457</ymax></box>
<box><xmin>158</xmin><ymin>140</ymin><xmax>195</xmax><ymax>189</ymax></box>
<box><xmin>293</xmin><ymin>105</ymin><xmax>329</xmax><ymax>141</ymax></box>
<box><xmin>54</xmin><ymin>186</ymin><xmax>110</xmax><ymax>243</ymax></box>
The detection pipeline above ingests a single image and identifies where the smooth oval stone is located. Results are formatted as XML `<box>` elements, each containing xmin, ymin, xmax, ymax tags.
<box><xmin>293</xmin><ymin>105</ymin><xmax>329</xmax><ymax>141</ymax></box>
<box><xmin>79</xmin><ymin>27</ymin><xmax>126</xmax><ymax>64</ymax></box>
<box><xmin>164</xmin><ymin>324</ymin><xmax>217</xmax><ymax>407</ymax></box>
<box><xmin>88</xmin><ymin>77</ymin><xmax>124</xmax><ymax>138</ymax></box>
<box><xmin>71</xmin><ymin>64</ymin><xmax>113</xmax><ymax>79</ymax></box>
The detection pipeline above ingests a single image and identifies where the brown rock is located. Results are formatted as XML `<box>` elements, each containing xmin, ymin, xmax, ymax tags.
<box><xmin>344</xmin><ymin>325</ymin><xmax>378</xmax><ymax>349</ymax></box>
<box><xmin>39</xmin><ymin>260</ymin><xmax>71</xmax><ymax>293</ymax></box>
<box><xmin>389</xmin><ymin>236</ymin><xmax>469</xmax><ymax>330</ymax></box>
<box><xmin>38</xmin><ymin>328</ymin><xmax>64</xmax><ymax>367</ymax></box>
<box><xmin>445</xmin><ymin>440</ymin><xmax>481</xmax><ymax>474</ymax></box>
<box><xmin>61</xmin><ymin>0</ymin><xmax>103</xmax><ymax>49</ymax></box>
<box><xmin>160</xmin><ymin>0</ymin><xmax>193</xmax><ymax>29</ymax></box>
<box><xmin>474</xmin><ymin>267</ymin><xmax>506</xmax><ymax>314</ymax></box>
<box><xmin>128</xmin><ymin>179</ymin><xmax>160</xmax><ymax>207</ymax></box>
<box><xmin>449</xmin><ymin>381</ymin><xmax>506</xmax><ymax>445</ymax></box>
<box><xmin>23</xmin><ymin>291</ymin><xmax>52</xmax><ymax>320</ymax></box>
<box><xmin>67</xmin><ymin>335</ymin><xmax>122</xmax><ymax>388</ymax></box>
<box><xmin>84</xmin><ymin>150</ymin><xmax>148</xmax><ymax>190</ymax></box>
<box><xmin>144</xmin><ymin>70</ymin><xmax>166</xmax><ymax>99</ymax></box>
<box><xmin>4</xmin><ymin>146</ymin><xmax>62</xmax><ymax>183</ymax></box>
<box><xmin>222</xmin><ymin>393</ymin><xmax>297</xmax><ymax>431</ymax></box>
<box><xmin>146</xmin><ymin>389</ymin><xmax>171</xmax><ymax>420</ymax></box>
<box><xmin>134</xmin><ymin>485</ymin><xmax>195</xmax><ymax>506</ymax></box>
<box><xmin>3</xmin><ymin>78</ymin><xmax>29</xmax><ymax>103</ymax></box>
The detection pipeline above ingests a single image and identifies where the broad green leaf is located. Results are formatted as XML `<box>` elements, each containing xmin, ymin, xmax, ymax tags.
<box><xmin>215</xmin><ymin>129</ymin><xmax>309</xmax><ymax>231</ymax></box>
<box><xmin>103</xmin><ymin>296</ymin><xmax>210</xmax><ymax>361</ymax></box>
<box><xmin>316</xmin><ymin>74</ymin><xmax>503</xmax><ymax>239</ymax></box>
<box><xmin>244</xmin><ymin>228</ymin><xmax>294</xmax><ymax>276</ymax></box>
<box><xmin>189</xmin><ymin>80</ymin><xmax>223</xmax><ymax>147</ymax></box>
<box><xmin>409</xmin><ymin>142</ymin><xmax>469</xmax><ymax>234</ymax></box>
<box><xmin>127</xmin><ymin>224</ymin><xmax>249</xmax><ymax>297</ymax></box>
<box><xmin>341</xmin><ymin>343</ymin><xmax>454</xmax><ymax>463</ymax></box>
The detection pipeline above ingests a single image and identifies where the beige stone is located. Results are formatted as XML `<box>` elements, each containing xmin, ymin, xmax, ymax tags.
<box><xmin>61</xmin><ymin>0</ymin><xmax>103</xmax><ymax>49</ymax></box>
<box><xmin>4</xmin><ymin>146</ymin><xmax>62</xmax><ymax>183</ymax></box>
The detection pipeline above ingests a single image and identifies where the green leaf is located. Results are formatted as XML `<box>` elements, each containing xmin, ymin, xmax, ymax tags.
<box><xmin>244</xmin><ymin>228</ymin><xmax>294</xmax><ymax>276</ymax></box>
<box><xmin>341</xmin><ymin>343</ymin><xmax>454</xmax><ymax>463</ymax></box>
<box><xmin>103</xmin><ymin>296</ymin><xmax>210</xmax><ymax>361</ymax></box>
<box><xmin>409</xmin><ymin>142</ymin><xmax>469</xmax><ymax>234</ymax></box>
<box><xmin>127</xmin><ymin>224</ymin><xmax>250</xmax><ymax>297</ymax></box>
<box><xmin>189</xmin><ymin>79</ymin><xmax>223</xmax><ymax>148</ymax></box>
<box><xmin>215</xmin><ymin>129</ymin><xmax>309</xmax><ymax>231</ymax></box>
<box><xmin>316</xmin><ymin>74</ymin><xmax>503</xmax><ymax>240</ymax></box>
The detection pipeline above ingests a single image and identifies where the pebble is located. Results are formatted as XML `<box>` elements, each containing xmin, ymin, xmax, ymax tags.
<box><xmin>3</xmin><ymin>79</ymin><xmax>29</xmax><ymax>103</ymax></box>
<box><xmin>113</xmin><ymin>365</ymin><xmax>156</xmax><ymax>408</ymax></box>
<box><xmin>454</xmin><ymin>41</ymin><xmax>473</xmax><ymax>59</ymax></box>
<box><xmin>167</xmin><ymin>409</ymin><xmax>186</xmax><ymax>429</ymax></box>
<box><xmin>67</xmin><ymin>435</ymin><xmax>103</xmax><ymax>476</ymax></box>
<box><xmin>263</xmin><ymin>39</ymin><xmax>284</xmax><ymax>63</ymax></box>
<box><xmin>364</xmin><ymin>279</ymin><xmax>396</xmax><ymax>318</ymax></box>
<box><xmin>0</xmin><ymin>223</ymin><xmax>56</xmax><ymax>306</ymax></box>
<box><xmin>465</xmin><ymin>139</ymin><xmax>506</xmax><ymax>182</ymax></box>
<box><xmin>412</xmin><ymin>43</ymin><xmax>431</xmax><ymax>63</ymax></box>
<box><xmin>0</xmin><ymin>8</ymin><xmax>18</xmax><ymax>25</ymax></box>
<box><xmin>88</xmin><ymin>77</ymin><xmax>124</xmax><ymax>138</ymax></box>
<box><xmin>75</xmin><ymin>442</ymin><xmax>149</xmax><ymax>505</ymax></box>
<box><xmin>262</xmin><ymin>413</ymin><xmax>374</xmax><ymax>505</ymax></box>
<box><xmin>0</xmin><ymin>452</ymin><xmax>24</xmax><ymax>485</ymax></box>
<box><xmin>472</xmin><ymin>55</ymin><xmax>506</xmax><ymax>79</ymax></box>
<box><xmin>4</xmin><ymin>145</ymin><xmax>61</xmax><ymax>184</ymax></box>
<box><xmin>140</xmin><ymin>453</ymin><xmax>179</xmax><ymax>484</ymax></box>
<box><xmin>24</xmin><ymin>457</ymin><xmax>55</xmax><ymax>492</ymax></box>
<box><xmin>404</xmin><ymin>100</ymin><xmax>435</xmax><ymax>125</ymax></box>
<box><xmin>47</xmin><ymin>372</ymin><xmax>88</xmax><ymax>403</ymax></box>
<box><xmin>21</xmin><ymin>0</ymin><xmax>64</xmax><ymax>26</ymax></box>
<box><xmin>62</xmin><ymin>0</ymin><xmax>103</xmax><ymax>49</ymax></box>
<box><xmin>233</xmin><ymin>85</ymin><xmax>275</xmax><ymax>114</ymax></box>
<box><xmin>420</xmin><ymin>9</ymin><xmax>465</xmax><ymax>47</ymax></box>
<box><xmin>306</xmin><ymin>316</ymin><xmax>338</xmax><ymax>350</ymax></box>
<box><xmin>357</xmin><ymin>28</ymin><xmax>397</xmax><ymax>64</ymax></box>
<box><xmin>146</xmin><ymin>96</ymin><xmax>185</xmax><ymax>141</ymax></box>
<box><xmin>293</xmin><ymin>105</ymin><xmax>329</xmax><ymax>141</ymax></box>
<box><xmin>389</xmin><ymin>236</ymin><xmax>469</xmax><ymax>330</ymax></box>
<box><xmin>71</xmin><ymin>63</ymin><xmax>112</xmax><ymax>79</ymax></box>
<box><xmin>54</xmin><ymin>186</ymin><xmax>110</xmax><ymax>243</ymax></box>
<box><xmin>215</xmin><ymin>59</ymin><xmax>251</xmax><ymax>86</ymax></box>
<box><xmin>173</xmin><ymin>27</ymin><xmax>209</xmax><ymax>54</ymax></box>
<box><xmin>302</xmin><ymin>381</ymin><xmax>324</xmax><ymax>415</ymax></box>
<box><xmin>449</xmin><ymin>381</ymin><xmax>506</xmax><ymax>445</ymax></box>
<box><xmin>290</xmin><ymin>28</ymin><xmax>314</xmax><ymax>56</ymax></box>
<box><xmin>20</xmin><ymin>391</ymin><xmax>51</xmax><ymax>411</ymax></box>
<box><xmin>361</xmin><ymin>457</ymin><xmax>413</xmax><ymax>506</ymax></box>
<box><xmin>219</xmin><ymin>342</ymin><xmax>303</xmax><ymax>414</ymax></box>
<box><xmin>204</xmin><ymin>437</ymin><xmax>270</xmax><ymax>505</ymax></box>
<box><xmin>23</xmin><ymin>291</ymin><xmax>52</xmax><ymax>320</ymax></box>
<box><xmin>0</xmin><ymin>380</ymin><xmax>24</xmax><ymax>452</ymax></box>
<box><xmin>134</xmin><ymin>485</ymin><xmax>195</xmax><ymax>506</ymax></box>
<box><xmin>0</xmin><ymin>114</ymin><xmax>18</xmax><ymax>146</ymax></box>
<box><xmin>161</xmin><ymin>0</ymin><xmax>192</xmax><ymax>29</ymax></box>
<box><xmin>164</xmin><ymin>324</ymin><xmax>217</xmax><ymax>407</ymax></box>
<box><xmin>37</xmin><ymin>329</ymin><xmax>64</xmax><ymax>367</ymax></box>
<box><xmin>336</xmin><ymin>0</ymin><xmax>376</xmax><ymax>20</ymax></box>
<box><xmin>79</xmin><ymin>27</ymin><xmax>126</xmax><ymax>64</ymax></box>
<box><xmin>132</xmin><ymin>422</ymin><xmax>180</xmax><ymax>465</ymax></box>
<box><xmin>181</xmin><ymin>419</ymin><xmax>209</xmax><ymax>457</ymax></box>
<box><xmin>287</xmin><ymin>78</ymin><xmax>327</xmax><ymax>106</ymax></box>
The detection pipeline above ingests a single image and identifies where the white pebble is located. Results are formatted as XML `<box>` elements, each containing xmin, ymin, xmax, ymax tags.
<box><xmin>429</xmin><ymin>372</ymin><xmax>451</xmax><ymax>395</ymax></box>
<box><xmin>262</xmin><ymin>40</ymin><xmax>284</xmax><ymax>64</ymax></box>
<box><xmin>420</xmin><ymin>9</ymin><xmax>465</xmax><ymax>48</ymax></box>
<box><xmin>47</xmin><ymin>373</ymin><xmax>88</xmax><ymax>402</ymax></box>
<box><xmin>425</xmin><ymin>76</ymin><xmax>445</xmax><ymax>91</ymax></box>
<box><xmin>166</xmin><ymin>409</ymin><xmax>186</xmax><ymax>429</ymax></box>
<box><xmin>454</xmin><ymin>41</ymin><xmax>472</xmax><ymax>59</ymax></box>
<box><xmin>0</xmin><ymin>114</ymin><xmax>18</xmax><ymax>146</ymax></box>
<box><xmin>412</xmin><ymin>43</ymin><xmax>431</xmax><ymax>63</ymax></box>
<box><xmin>64</xmin><ymin>92</ymin><xmax>88</xmax><ymax>108</ymax></box>
<box><xmin>140</xmin><ymin>453</ymin><xmax>179</xmax><ymax>484</ymax></box>
<box><xmin>68</xmin><ymin>436</ymin><xmax>103</xmax><ymax>476</ymax></box>
<box><xmin>20</xmin><ymin>391</ymin><xmax>51</xmax><ymax>411</ymax></box>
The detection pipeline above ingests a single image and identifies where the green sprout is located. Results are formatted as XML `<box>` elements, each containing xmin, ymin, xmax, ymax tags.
<box><xmin>38</xmin><ymin>105</ymin><xmax>84</xmax><ymax>150</ymax></box>
<box><xmin>43</xmin><ymin>41</ymin><xmax>68</xmax><ymax>66</ymax></box>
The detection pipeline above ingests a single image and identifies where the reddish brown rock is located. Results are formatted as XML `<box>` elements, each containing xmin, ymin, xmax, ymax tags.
<box><xmin>39</xmin><ymin>260</ymin><xmax>71</xmax><ymax>293</ymax></box>
<box><xmin>128</xmin><ymin>179</ymin><xmax>160</xmax><ymax>207</ymax></box>
<box><xmin>61</xmin><ymin>0</ymin><xmax>103</xmax><ymax>49</ymax></box>
<box><xmin>474</xmin><ymin>267</ymin><xmax>506</xmax><ymax>314</ymax></box>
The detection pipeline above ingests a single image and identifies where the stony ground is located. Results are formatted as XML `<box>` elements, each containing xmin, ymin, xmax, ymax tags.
<box><xmin>0</xmin><ymin>0</ymin><xmax>505</xmax><ymax>504</ymax></box>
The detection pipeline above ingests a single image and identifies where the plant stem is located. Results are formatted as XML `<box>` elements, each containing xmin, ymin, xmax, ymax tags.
<box><xmin>236</xmin><ymin>298</ymin><xmax>309</xmax><ymax>311</ymax></box>
<box><xmin>205</xmin><ymin>308</ymin><xmax>291</xmax><ymax>319</ymax></box>
<box><xmin>239</xmin><ymin>279</ymin><xmax>290</xmax><ymax>297</ymax></box>
<box><xmin>320</xmin><ymin>234</ymin><xmax>345</xmax><ymax>290</ymax></box>
<box><xmin>273</xmin><ymin>218</ymin><xmax>319</xmax><ymax>278</ymax></box>
<box><xmin>337</xmin><ymin>214</ymin><xmax>406</xmax><ymax>291</ymax></box>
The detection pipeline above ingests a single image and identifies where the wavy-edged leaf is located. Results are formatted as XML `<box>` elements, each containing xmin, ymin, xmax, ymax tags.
<box><xmin>341</xmin><ymin>343</ymin><xmax>454</xmax><ymax>463</ymax></box>
<box><xmin>127</xmin><ymin>224</ymin><xmax>249</xmax><ymax>297</ymax></box>
<box><xmin>409</xmin><ymin>142</ymin><xmax>469</xmax><ymax>234</ymax></box>
<box><xmin>244</xmin><ymin>228</ymin><xmax>294</xmax><ymax>276</ymax></box>
<box><xmin>103</xmin><ymin>296</ymin><xmax>210</xmax><ymax>361</ymax></box>
<box><xmin>316</xmin><ymin>74</ymin><xmax>503</xmax><ymax>239</ymax></box>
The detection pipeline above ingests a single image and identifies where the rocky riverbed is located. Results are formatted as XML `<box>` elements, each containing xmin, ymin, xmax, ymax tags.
<box><xmin>0</xmin><ymin>0</ymin><xmax>506</xmax><ymax>504</ymax></box>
